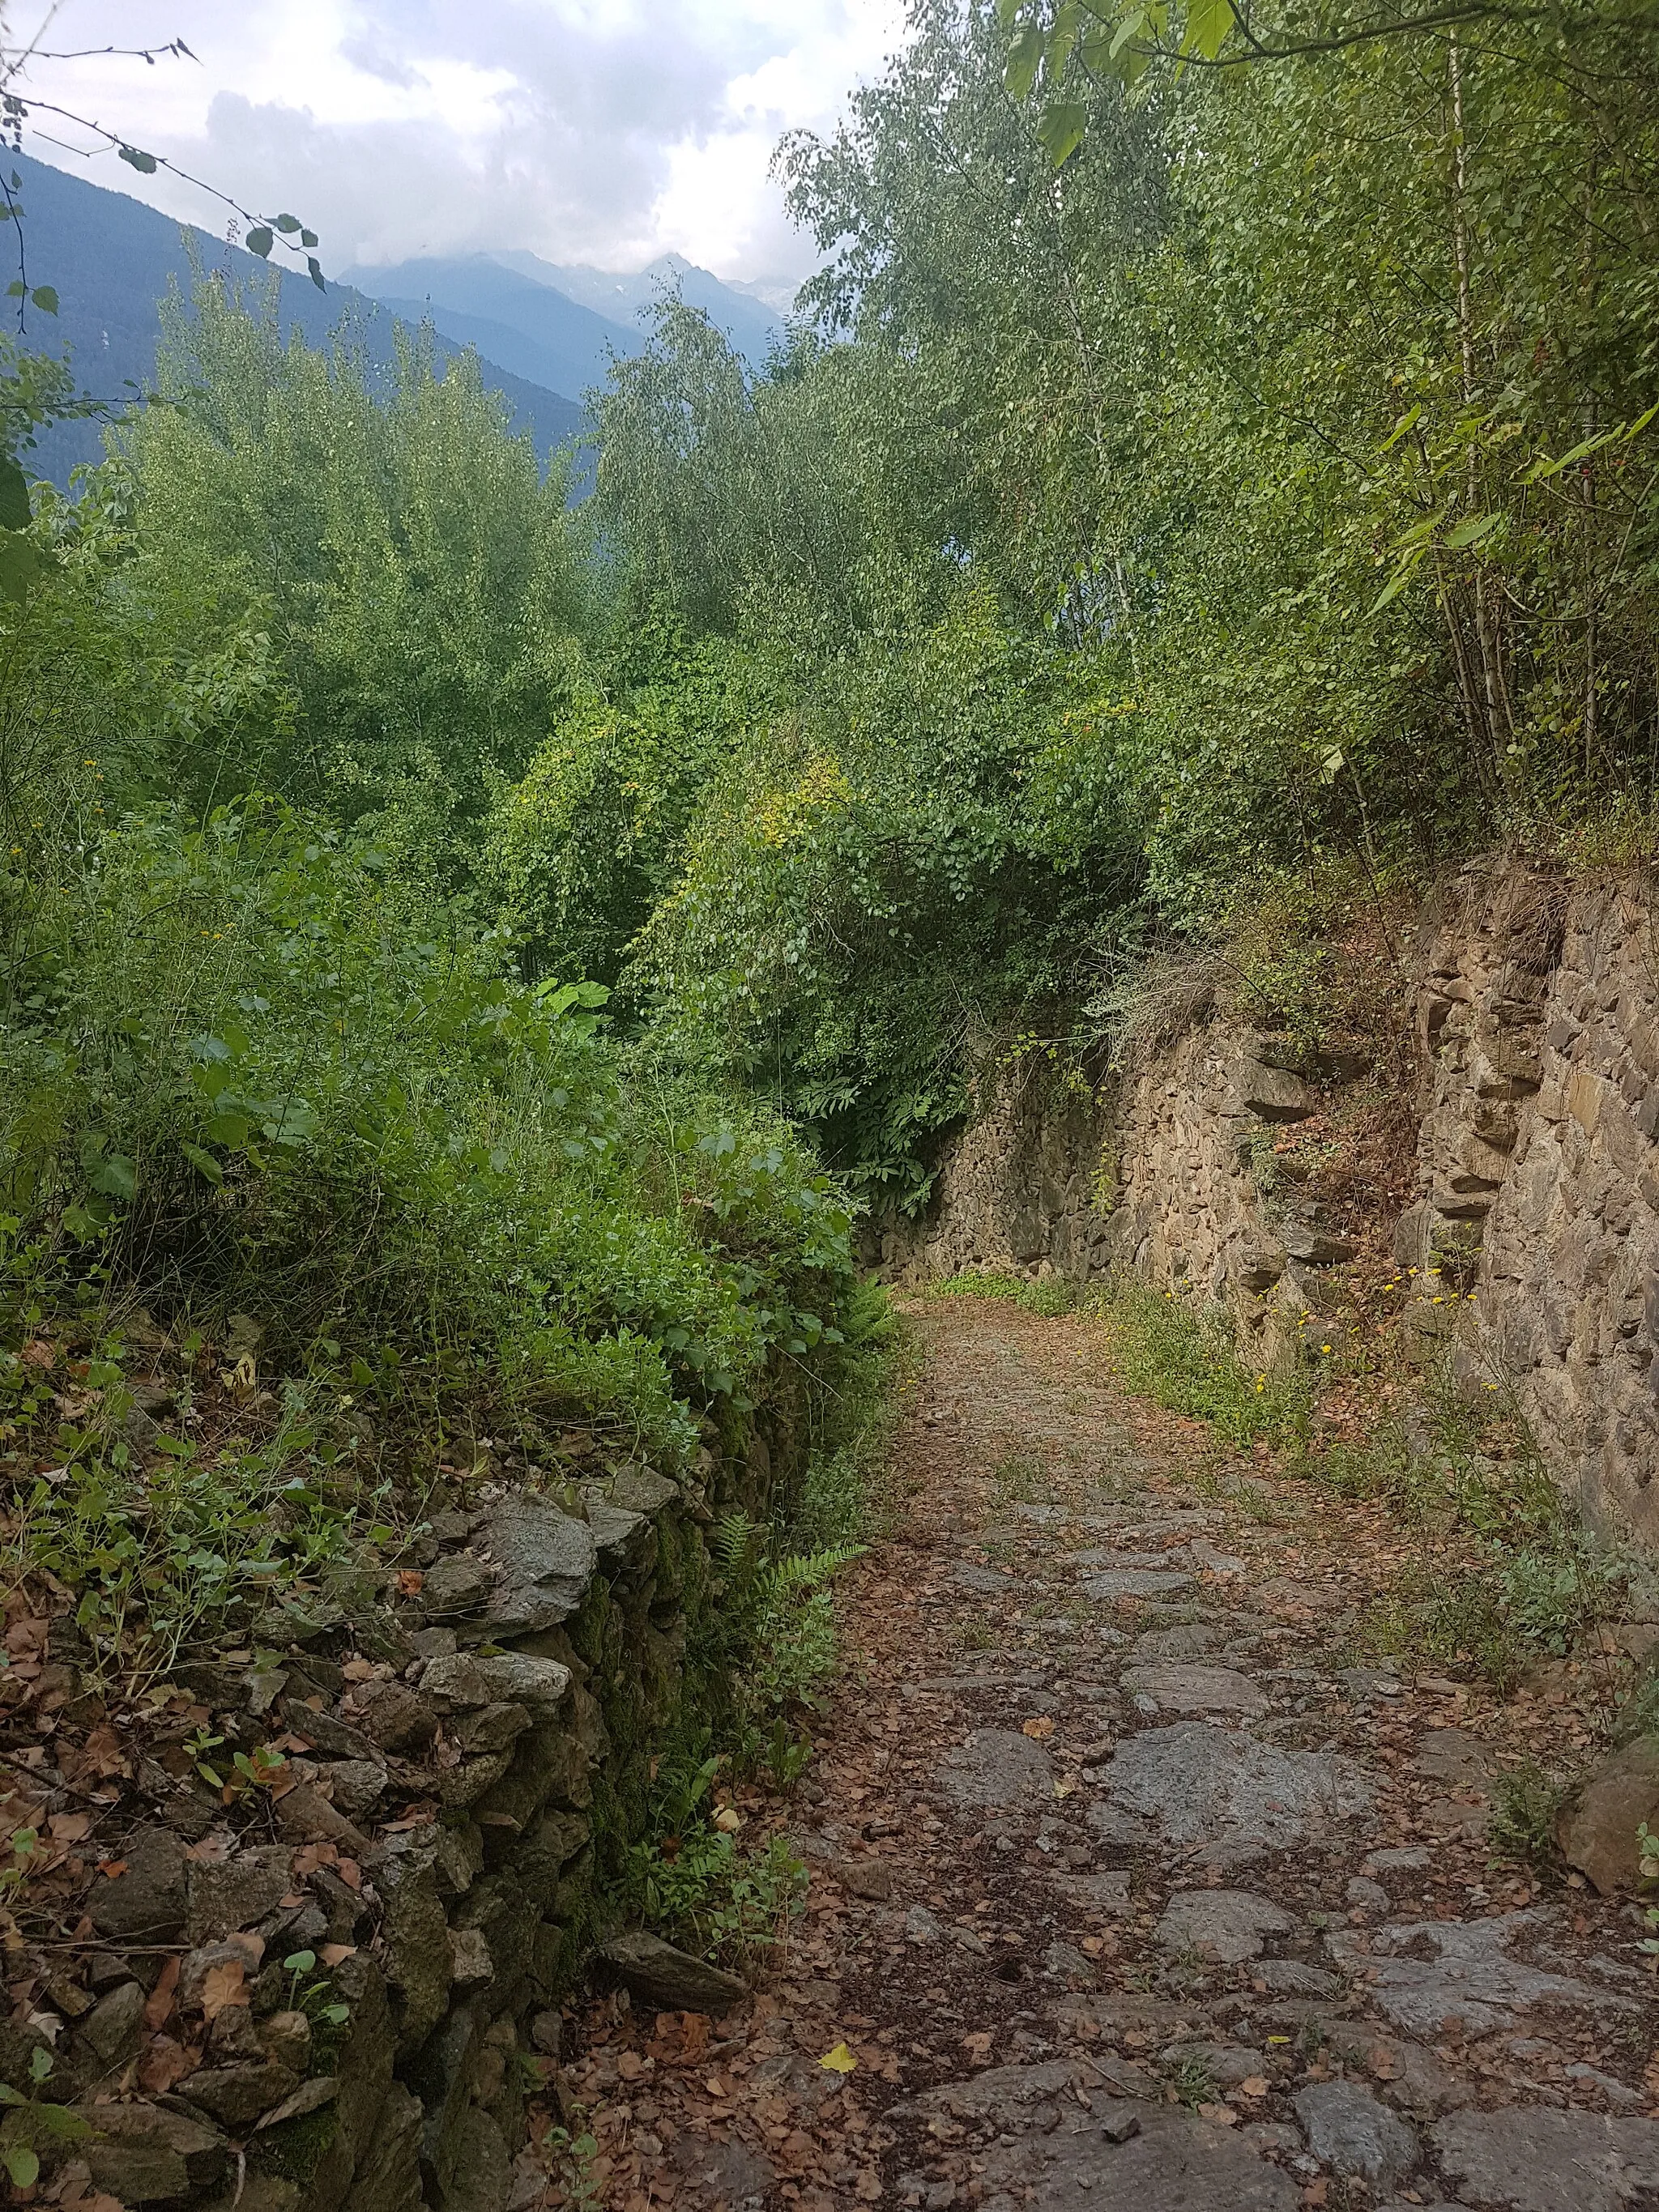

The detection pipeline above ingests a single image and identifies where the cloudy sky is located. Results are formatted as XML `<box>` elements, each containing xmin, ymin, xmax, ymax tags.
<box><xmin>15</xmin><ymin>0</ymin><xmax>911</xmax><ymax>296</ymax></box>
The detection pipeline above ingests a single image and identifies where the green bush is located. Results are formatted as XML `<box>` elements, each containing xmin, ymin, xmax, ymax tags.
<box><xmin>1</xmin><ymin>797</ymin><xmax>855</xmax><ymax>1443</ymax></box>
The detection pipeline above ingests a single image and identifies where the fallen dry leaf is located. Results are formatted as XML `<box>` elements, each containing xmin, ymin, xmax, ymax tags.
<box><xmin>818</xmin><ymin>2042</ymin><xmax>858</xmax><ymax>2075</ymax></box>
<box><xmin>138</xmin><ymin>2036</ymin><xmax>197</xmax><ymax>2094</ymax></box>
<box><xmin>143</xmin><ymin>1955</ymin><xmax>181</xmax><ymax>2032</ymax></box>
<box><xmin>1238</xmin><ymin>2075</ymin><xmax>1269</xmax><ymax>2099</ymax></box>
<box><xmin>1021</xmin><ymin>1715</ymin><xmax>1056</xmax><ymax>1741</ymax></box>
<box><xmin>200</xmin><ymin>1960</ymin><xmax>246</xmax><ymax>2019</ymax></box>
<box><xmin>318</xmin><ymin>1943</ymin><xmax>356</xmax><ymax>1967</ymax></box>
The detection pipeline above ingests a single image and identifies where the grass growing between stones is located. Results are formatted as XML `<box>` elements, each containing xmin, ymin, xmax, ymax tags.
<box><xmin>935</xmin><ymin>1270</ymin><xmax>1076</xmax><ymax>1318</ymax></box>
<box><xmin>1485</xmin><ymin>1761</ymin><xmax>1570</xmax><ymax>1877</ymax></box>
<box><xmin>1088</xmin><ymin>1277</ymin><xmax>1313</xmax><ymax>1448</ymax></box>
<box><xmin>1091</xmin><ymin>1264</ymin><xmax>1646</xmax><ymax>1699</ymax></box>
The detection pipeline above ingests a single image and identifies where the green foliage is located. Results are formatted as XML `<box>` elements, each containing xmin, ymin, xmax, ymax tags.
<box><xmin>621</xmin><ymin>1745</ymin><xmax>808</xmax><ymax>1967</ymax></box>
<box><xmin>5</xmin><ymin>1335</ymin><xmax>365</xmax><ymax>1689</ymax></box>
<box><xmin>1095</xmin><ymin>1277</ymin><xmax>1312</xmax><ymax>1446</ymax></box>
<box><xmin>1486</xmin><ymin>1762</ymin><xmax>1567</xmax><ymax>1874</ymax></box>
<box><xmin>109</xmin><ymin>266</ymin><xmax>589</xmax><ymax>844</ymax></box>
<box><xmin>0</xmin><ymin>795</ymin><xmax>855</xmax><ymax>1439</ymax></box>
<box><xmin>0</xmin><ymin>2048</ymin><xmax>87</xmax><ymax>2189</ymax></box>
<box><xmin>936</xmin><ymin>1269</ymin><xmax>1076</xmax><ymax>1317</ymax></box>
<box><xmin>614</xmin><ymin>578</ymin><xmax>1138</xmax><ymax>1204</ymax></box>
<box><xmin>497</xmin><ymin>0</ymin><xmax>1659</xmax><ymax>1216</ymax></box>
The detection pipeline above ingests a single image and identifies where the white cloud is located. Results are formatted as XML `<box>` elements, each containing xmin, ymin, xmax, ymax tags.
<box><xmin>17</xmin><ymin>0</ymin><xmax>909</xmax><ymax>289</ymax></box>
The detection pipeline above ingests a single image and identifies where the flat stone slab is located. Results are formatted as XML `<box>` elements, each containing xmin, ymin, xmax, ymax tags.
<box><xmin>1132</xmin><ymin>1625</ymin><xmax>1224</xmax><ymax>1660</ymax></box>
<box><xmin>935</xmin><ymin>1726</ymin><xmax>1054</xmax><ymax>1809</ymax></box>
<box><xmin>473</xmin><ymin>1493</ymin><xmax>596</xmax><ymax>1637</ymax></box>
<box><xmin>1341</xmin><ymin>1667</ymin><xmax>1402</xmax><ymax>1702</ymax></box>
<box><xmin>1083</xmin><ymin>1568</ymin><xmax>1194</xmax><ymax>1598</ymax></box>
<box><xmin>1121</xmin><ymin>1665</ymin><xmax>1269</xmax><ymax>1716</ymax></box>
<box><xmin>975</xmin><ymin>2100</ymin><xmax>1299</xmax><ymax>2211</ymax></box>
<box><xmin>1069</xmin><ymin>1549</ymin><xmax>1194</xmax><ymax>1573</ymax></box>
<box><xmin>1052</xmin><ymin>1867</ymin><xmax>1136</xmax><ymax>1915</ymax></box>
<box><xmin>953</xmin><ymin>1562</ymin><xmax>1015</xmax><ymax>1594</ymax></box>
<box><xmin>1431</xmin><ymin>2108</ymin><xmax>1659</xmax><ymax>2212</ymax></box>
<box><xmin>1294</xmin><ymin>2082</ymin><xmax>1418</xmax><ymax>2188</ymax></box>
<box><xmin>1410</xmin><ymin>1728</ymin><xmax>1491</xmax><ymax>1785</ymax></box>
<box><xmin>1090</xmin><ymin>1722</ymin><xmax>1371</xmax><ymax>1858</ymax></box>
<box><xmin>1252</xmin><ymin>1958</ymin><xmax>1340</xmax><ymax>1997</ymax></box>
<box><xmin>1157</xmin><ymin>1889</ymin><xmax>1296</xmax><ymax>1963</ymax></box>
<box><xmin>906</xmin><ymin>2057</ymin><xmax>1097</xmax><ymax>2129</ymax></box>
<box><xmin>598</xmin><ymin>1930</ymin><xmax>747</xmax><ymax>2015</ymax></box>
<box><xmin>1336</xmin><ymin>1920</ymin><xmax>1645</xmax><ymax>2035</ymax></box>
<box><xmin>1180</xmin><ymin>1540</ymin><xmax>1250</xmax><ymax>1576</ymax></box>
<box><xmin>1328</xmin><ymin>1913</ymin><xmax>1636</xmax><ymax>2039</ymax></box>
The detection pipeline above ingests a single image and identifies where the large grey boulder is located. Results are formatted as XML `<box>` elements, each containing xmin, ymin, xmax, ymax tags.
<box><xmin>1090</xmin><ymin>1723</ymin><xmax>1371</xmax><ymax>1858</ymax></box>
<box><xmin>87</xmin><ymin>1824</ymin><xmax>187</xmax><ymax>1941</ymax></box>
<box><xmin>1432</xmin><ymin>2108</ymin><xmax>1659</xmax><ymax>2212</ymax></box>
<box><xmin>1156</xmin><ymin>1888</ymin><xmax>1295</xmax><ymax>1963</ymax></box>
<box><xmin>1555</xmin><ymin>1734</ymin><xmax>1659</xmax><ymax>1894</ymax></box>
<box><xmin>1121</xmin><ymin>1665</ymin><xmax>1269</xmax><ymax>1716</ymax></box>
<box><xmin>978</xmin><ymin>2099</ymin><xmax>1300</xmax><ymax>2210</ymax></box>
<box><xmin>935</xmin><ymin>1725</ymin><xmax>1054</xmax><ymax>1809</ymax></box>
<box><xmin>472</xmin><ymin>1492</ymin><xmax>597</xmax><ymax>1636</ymax></box>
<box><xmin>1294</xmin><ymin>2081</ymin><xmax>1418</xmax><ymax>2188</ymax></box>
<box><xmin>1328</xmin><ymin>1912</ymin><xmax>1636</xmax><ymax>2039</ymax></box>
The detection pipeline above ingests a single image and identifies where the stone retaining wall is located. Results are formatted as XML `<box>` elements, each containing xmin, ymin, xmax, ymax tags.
<box><xmin>875</xmin><ymin>860</ymin><xmax>1659</xmax><ymax>1546</ymax></box>
<box><xmin>33</xmin><ymin>1396</ymin><xmax>804</xmax><ymax>2212</ymax></box>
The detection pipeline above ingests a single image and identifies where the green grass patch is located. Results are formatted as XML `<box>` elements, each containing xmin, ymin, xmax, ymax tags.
<box><xmin>935</xmin><ymin>1270</ymin><xmax>1075</xmax><ymax>1317</ymax></box>
<box><xmin>1486</xmin><ymin>1761</ymin><xmax>1569</xmax><ymax>1874</ymax></box>
<box><xmin>1324</xmin><ymin>1358</ymin><xmax>1636</xmax><ymax>1691</ymax></box>
<box><xmin>1090</xmin><ymin>1277</ymin><xmax>1311</xmax><ymax>1448</ymax></box>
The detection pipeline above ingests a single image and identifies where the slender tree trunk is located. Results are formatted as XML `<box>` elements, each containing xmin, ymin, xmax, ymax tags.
<box><xmin>1448</xmin><ymin>36</ymin><xmax>1510</xmax><ymax>774</ymax></box>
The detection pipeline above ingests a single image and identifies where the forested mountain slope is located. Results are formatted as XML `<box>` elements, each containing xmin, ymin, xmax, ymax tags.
<box><xmin>3</xmin><ymin>152</ymin><xmax>582</xmax><ymax>482</ymax></box>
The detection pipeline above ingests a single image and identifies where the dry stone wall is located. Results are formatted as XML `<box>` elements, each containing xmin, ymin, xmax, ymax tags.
<box><xmin>29</xmin><ymin>1404</ymin><xmax>801</xmax><ymax>2212</ymax></box>
<box><xmin>1400</xmin><ymin>863</ymin><xmax>1659</xmax><ymax>1541</ymax></box>
<box><xmin>876</xmin><ymin>860</ymin><xmax>1659</xmax><ymax>1546</ymax></box>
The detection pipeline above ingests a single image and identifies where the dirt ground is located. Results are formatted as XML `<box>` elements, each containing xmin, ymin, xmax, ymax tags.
<box><xmin>544</xmin><ymin>1297</ymin><xmax>1657</xmax><ymax>2212</ymax></box>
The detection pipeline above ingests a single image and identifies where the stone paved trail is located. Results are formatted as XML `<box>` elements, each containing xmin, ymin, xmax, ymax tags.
<box><xmin>560</xmin><ymin>1298</ymin><xmax>1658</xmax><ymax>2212</ymax></box>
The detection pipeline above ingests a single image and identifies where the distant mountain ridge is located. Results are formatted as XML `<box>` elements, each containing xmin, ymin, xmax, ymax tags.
<box><xmin>335</xmin><ymin>255</ymin><xmax>642</xmax><ymax>404</ymax></box>
<box><xmin>5</xmin><ymin>155</ymin><xmax>584</xmax><ymax>486</ymax></box>
<box><xmin>340</xmin><ymin>251</ymin><xmax>784</xmax><ymax>400</ymax></box>
<box><xmin>493</xmin><ymin>249</ymin><xmax>784</xmax><ymax>363</ymax></box>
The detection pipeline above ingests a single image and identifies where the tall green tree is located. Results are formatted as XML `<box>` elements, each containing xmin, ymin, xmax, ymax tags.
<box><xmin>113</xmin><ymin>271</ymin><xmax>591</xmax><ymax>844</ymax></box>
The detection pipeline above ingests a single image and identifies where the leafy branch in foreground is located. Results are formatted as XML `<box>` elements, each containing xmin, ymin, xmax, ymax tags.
<box><xmin>0</xmin><ymin>6</ymin><xmax>326</xmax><ymax>286</ymax></box>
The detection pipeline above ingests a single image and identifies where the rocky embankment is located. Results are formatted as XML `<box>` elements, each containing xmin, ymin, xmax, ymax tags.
<box><xmin>2</xmin><ymin>1425</ymin><xmax>790</xmax><ymax>2212</ymax></box>
<box><xmin>873</xmin><ymin>860</ymin><xmax>1659</xmax><ymax>1545</ymax></box>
